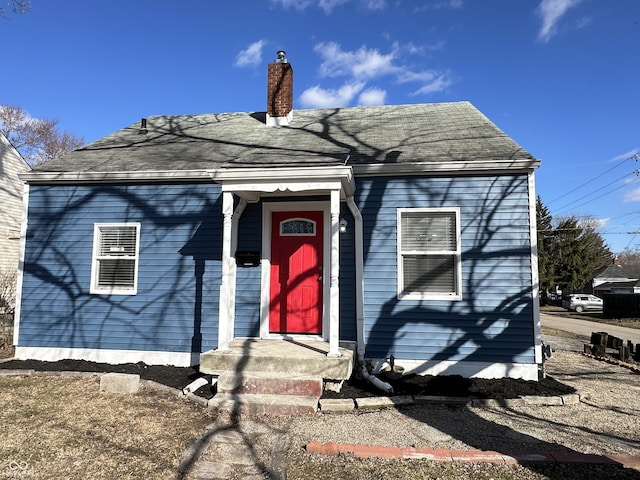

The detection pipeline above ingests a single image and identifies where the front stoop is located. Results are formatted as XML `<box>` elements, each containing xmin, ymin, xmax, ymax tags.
<box><xmin>200</xmin><ymin>339</ymin><xmax>354</xmax><ymax>380</ymax></box>
<box><xmin>202</xmin><ymin>339</ymin><xmax>354</xmax><ymax>415</ymax></box>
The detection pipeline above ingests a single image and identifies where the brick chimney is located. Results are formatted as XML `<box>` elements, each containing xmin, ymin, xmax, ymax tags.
<box><xmin>266</xmin><ymin>50</ymin><xmax>293</xmax><ymax>126</ymax></box>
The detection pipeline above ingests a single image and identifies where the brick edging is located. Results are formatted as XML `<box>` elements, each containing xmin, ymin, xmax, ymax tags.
<box><xmin>305</xmin><ymin>442</ymin><xmax>640</xmax><ymax>468</ymax></box>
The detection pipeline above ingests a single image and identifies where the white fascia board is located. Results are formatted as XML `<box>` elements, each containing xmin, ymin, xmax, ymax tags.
<box><xmin>20</xmin><ymin>170</ymin><xmax>212</xmax><ymax>184</ymax></box>
<box><xmin>211</xmin><ymin>166</ymin><xmax>355</xmax><ymax>197</ymax></box>
<box><xmin>352</xmin><ymin>159</ymin><xmax>540</xmax><ymax>176</ymax></box>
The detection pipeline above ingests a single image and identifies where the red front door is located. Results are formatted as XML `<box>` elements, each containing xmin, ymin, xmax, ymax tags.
<box><xmin>269</xmin><ymin>211</ymin><xmax>323</xmax><ymax>334</ymax></box>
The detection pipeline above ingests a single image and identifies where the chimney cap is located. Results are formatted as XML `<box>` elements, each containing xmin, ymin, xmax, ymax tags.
<box><xmin>275</xmin><ymin>50</ymin><xmax>288</xmax><ymax>63</ymax></box>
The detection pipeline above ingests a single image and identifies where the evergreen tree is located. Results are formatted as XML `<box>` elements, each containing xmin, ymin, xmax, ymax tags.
<box><xmin>548</xmin><ymin>216</ymin><xmax>612</xmax><ymax>293</ymax></box>
<box><xmin>536</xmin><ymin>198</ymin><xmax>613</xmax><ymax>296</ymax></box>
<box><xmin>536</xmin><ymin>196</ymin><xmax>554</xmax><ymax>296</ymax></box>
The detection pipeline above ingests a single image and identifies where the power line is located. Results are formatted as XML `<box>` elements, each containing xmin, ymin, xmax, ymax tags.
<box><xmin>553</xmin><ymin>168</ymin><xmax>640</xmax><ymax>215</ymax></box>
<box><xmin>547</xmin><ymin>154</ymin><xmax>636</xmax><ymax>206</ymax></box>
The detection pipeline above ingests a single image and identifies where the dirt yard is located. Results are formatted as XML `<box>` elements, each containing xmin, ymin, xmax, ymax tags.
<box><xmin>0</xmin><ymin>374</ymin><xmax>215</xmax><ymax>479</ymax></box>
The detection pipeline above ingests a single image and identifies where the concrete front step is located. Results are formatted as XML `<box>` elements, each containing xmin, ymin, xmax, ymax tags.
<box><xmin>217</xmin><ymin>371</ymin><xmax>323</xmax><ymax>397</ymax></box>
<box><xmin>210</xmin><ymin>393</ymin><xmax>319</xmax><ymax>415</ymax></box>
<box><xmin>200</xmin><ymin>339</ymin><xmax>354</xmax><ymax>380</ymax></box>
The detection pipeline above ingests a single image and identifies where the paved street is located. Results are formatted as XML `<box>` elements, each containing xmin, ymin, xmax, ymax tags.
<box><xmin>541</xmin><ymin>311</ymin><xmax>640</xmax><ymax>345</ymax></box>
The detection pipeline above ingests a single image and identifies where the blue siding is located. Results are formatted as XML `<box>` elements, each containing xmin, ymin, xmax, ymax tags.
<box><xmin>339</xmin><ymin>205</ymin><xmax>357</xmax><ymax>342</ymax></box>
<box><xmin>357</xmin><ymin>174</ymin><xmax>536</xmax><ymax>365</ymax></box>
<box><xmin>19</xmin><ymin>183</ymin><xmax>222</xmax><ymax>355</ymax></box>
<box><xmin>234</xmin><ymin>202</ymin><xmax>262</xmax><ymax>338</ymax></box>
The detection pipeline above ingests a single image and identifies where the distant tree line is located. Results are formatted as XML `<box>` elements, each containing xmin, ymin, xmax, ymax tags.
<box><xmin>536</xmin><ymin>196</ymin><xmax>613</xmax><ymax>298</ymax></box>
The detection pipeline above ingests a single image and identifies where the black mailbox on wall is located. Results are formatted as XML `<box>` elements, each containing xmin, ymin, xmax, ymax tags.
<box><xmin>235</xmin><ymin>251</ymin><xmax>261</xmax><ymax>267</ymax></box>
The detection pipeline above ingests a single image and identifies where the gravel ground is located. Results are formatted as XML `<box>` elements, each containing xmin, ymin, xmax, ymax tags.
<box><xmin>207</xmin><ymin>334</ymin><xmax>640</xmax><ymax>479</ymax></box>
<box><xmin>281</xmin><ymin>349</ymin><xmax>640</xmax><ymax>456</ymax></box>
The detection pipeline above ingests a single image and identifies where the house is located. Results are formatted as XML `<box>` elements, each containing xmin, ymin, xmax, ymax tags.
<box><xmin>593</xmin><ymin>261</ymin><xmax>640</xmax><ymax>296</ymax></box>
<box><xmin>14</xmin><ymin>52</ymin><xmax>542</xmax><ymax>382</ymax></box>
<box><xmin>0</xmin><ymin>133</ymin><xmax>30</xmax><ymax>312</ymax></box>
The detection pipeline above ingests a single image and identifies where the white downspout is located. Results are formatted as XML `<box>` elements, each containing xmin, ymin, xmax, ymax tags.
<box><xmin>346</xmin><ymin>196</ymin><xmax>365</xmax><ymax>362</ymax></box>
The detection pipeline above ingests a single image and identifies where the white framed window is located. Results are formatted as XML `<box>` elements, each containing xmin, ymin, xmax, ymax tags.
<box><xmin>90</xmin><ymin>223</ymin><xmax>141</xmax><ymax>295</ymax></box>
<box><xmin>397</xmin><ymin>208</ymin><xmax>461</xmax><ymax>300</ymax></box>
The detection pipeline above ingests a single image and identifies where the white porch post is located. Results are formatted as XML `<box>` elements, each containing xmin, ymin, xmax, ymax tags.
<box><xmin>328</xmin><ymin>189</ymin><xmax>341</xmax><ymax>357</ymax></box>
<box><xmin>217</xmin><ymin>191</ymin><xmax>234</xmax><ymax>351</ymax></box>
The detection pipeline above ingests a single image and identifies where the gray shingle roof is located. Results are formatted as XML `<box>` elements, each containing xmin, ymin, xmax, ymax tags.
<box><xmin>594</xmin><ymin>264</ymin><xmax>640</xmax><ymax>280</ymax></box>
<box><xmin>32</xmin><ymin>102</ymin><xmax>537</xmax><ymax>174</ymax></box>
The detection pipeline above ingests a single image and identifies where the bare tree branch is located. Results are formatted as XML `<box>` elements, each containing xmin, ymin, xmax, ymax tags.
<box><xmin>0</xmin><ymin>105</ymin><xmax>84</xmax><ymax>166</ymax></box>
<box><xmin>0</xmin><ymin>0</ymin><xmax>30</xmax><ymax>19</ymax></box>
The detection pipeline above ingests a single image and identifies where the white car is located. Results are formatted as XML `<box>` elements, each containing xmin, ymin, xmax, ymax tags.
<box><xmin>562</xmin><ymin>294</ymin><xmax>603</xmax><ymax>313</ymax></box>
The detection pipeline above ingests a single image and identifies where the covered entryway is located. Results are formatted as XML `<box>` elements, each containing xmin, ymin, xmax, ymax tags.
<box><xmin>206</xmin><ymin>166</ymin><xmax>357</xmax><ymax>359</ymax></box>
<box><xmin>199</xmin><ymin>167</ymin><xmax>363</xmax><ymax>405</ymax></box>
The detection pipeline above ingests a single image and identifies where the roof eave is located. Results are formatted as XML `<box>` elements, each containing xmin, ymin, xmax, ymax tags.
<box><xmin>352</xmin><ymin>158</ymin><xmax>540</xmax><ymax>176</ymax></box>
<box><xmin>19</xmin><ymin>170</ymin><xmax>213</xmax><ymax>184</ymax></box>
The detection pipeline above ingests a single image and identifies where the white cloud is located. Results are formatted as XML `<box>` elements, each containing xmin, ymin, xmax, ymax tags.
<box><xmin>624</xmin><ymin>187</ymin><xmax>640</xmax><ymax>203</ymax></box>
<box><xmin>314</xmin><ymin>42</ymin><xmax>398</xmax><ymax>79</ymax></box>
<box><xmin>536</xmin><ymin>0</ymin><xmax>581</xmax><ymax>43</ymax></box>
<box><xmin>608</xmin><ymin>148</ymin><xmax>640</xmax><ymax>163</ymax></box>
<box><xmin>409</xmin><ymin>73</ymin><xmax>454</xmax><ymax>95</ymax></box>
<box><xmin>358</xmin><ymin>88</ymin><xmax>386</xmax><ymax>106</ymax></box>
<box><xmin>414</xmin><ymin>0</ymin><xmax>462</xmax><ymax>12</ymax></box>
<box><xmin>302</xmin><ymin>41</ymin><xmax>452</xmax><ymax>108</ymax></box>
<box><xmin>319</xmin><ymin>0</ymin><xmax>349</xmax><ymax>14</ymax></box>
<box><xmin>270</xmin><ymin>0</ymin><xmax>312</xmax><ymax>10</ymax></box>
<box><xmin>363</xmin><ymin>0</ymin><xmax>386</xmax><ymax>10</ymax></box>
<box><xmin>271</xmin><ymin>0</ymin><xmax>383</xmax><ymax>13</ymax></box>
<box><xmin>234</xmin><ymin>40</ymin><xmax>266</xmax><ymax>68</ymax></box>
<box><xmin>299</xmin><ymin>82</ymin><xmax>366</xmax><ymax>108</ymax></box>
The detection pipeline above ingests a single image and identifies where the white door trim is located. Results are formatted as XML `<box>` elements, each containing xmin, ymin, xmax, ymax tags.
<box><xmin>260</xmin><ymin>201</ymin><xmax>330</xmax><ymax>340</ymax></box>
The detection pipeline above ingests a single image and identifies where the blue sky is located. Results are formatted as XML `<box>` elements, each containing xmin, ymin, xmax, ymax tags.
<box><xmin>2</xmin><ymin>0</ymin><xmax>639</xmax><ymax>253</ymax></box>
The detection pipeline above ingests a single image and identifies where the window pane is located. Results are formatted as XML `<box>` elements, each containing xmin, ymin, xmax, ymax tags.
<box><xmin>97</xmin><ymin>258</ymin><xmax>136</xmax><ymax>288</ymax></box>
<box><xmin>403</xmin><ymin>254</ymin><xmax>455</xmax><ymax>293</ymax></box>
<box><xmin>98</xmin><ymin>226</ymin><xmax>137</xmax><ymax>256</ymax></box>
<box><xmin>401</xmin><ymin>212</ymin><xmax>456</xmax><ymax>251</ymax></box>
<box><xmin>281</xmin><ymin>219</ymin><xmax>315</xmax><ymax>235</ymax></box>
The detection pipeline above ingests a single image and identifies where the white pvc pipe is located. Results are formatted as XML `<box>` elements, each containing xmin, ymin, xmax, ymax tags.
<box><xmin>182</xmin><ymin>377</ymin><xmax>210</xmax><ymax>395</ymax></box>
<box><xmin>361</xmin><ymin>364</ymin><xmax>393</xmax><ymax>394</ymax></box>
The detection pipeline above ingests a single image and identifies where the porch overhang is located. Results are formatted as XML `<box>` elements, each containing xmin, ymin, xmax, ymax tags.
<box><xmin>209</xmin><ymin>166</ymin><xmax>355</xmax><ymax>201</ymax></box>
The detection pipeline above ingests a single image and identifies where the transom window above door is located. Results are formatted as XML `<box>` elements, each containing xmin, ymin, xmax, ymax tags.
<box><xmin>280</xmin><ymin>218</ymin><xmax>316</xmax><ymax>236</ymax></box>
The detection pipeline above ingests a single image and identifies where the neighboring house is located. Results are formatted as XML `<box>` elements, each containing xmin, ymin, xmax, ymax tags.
<box><xmin>593</xmin><ymin>262</ymin><xmax>640</xmax><ymax>296</ymax></box>
<box><xmin>14</xmin><ymin>53</ymin><xmax>542</xmax><ymax>381</ymax></box>
<box><xmin>0</xmin><ymin>133</ymin><xmax>30</xmax><ymax>310</ymax></box>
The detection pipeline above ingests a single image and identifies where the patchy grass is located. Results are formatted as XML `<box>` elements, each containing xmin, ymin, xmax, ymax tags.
<box><xmin>0</xmin><ymin>374</ymin><xmax>215</xmax><ymax>479</ymax></box>
<box><xmin>585</xmin><ymin>317</ymin><xmax>640</xmax><ymax>330</ymax></box>
<box><xmin>285</xmin><ymin>448</ymin><xmax>640</xmax><ymax>480</ymax></box>
<box><xmin>541</xmin><ymin>326</ymin><xmax>585</xmax><ymax>340</ymax></box>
